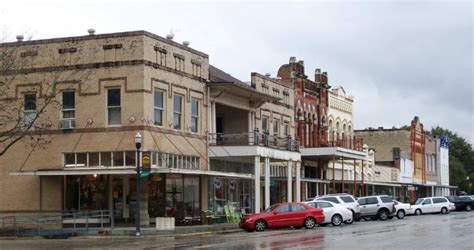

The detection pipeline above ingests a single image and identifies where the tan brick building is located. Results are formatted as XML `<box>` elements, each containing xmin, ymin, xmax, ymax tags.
<box><xmin>0</xmin><ymin>30</ymin><xmax>303</xmax><ymax>226</ymax></box>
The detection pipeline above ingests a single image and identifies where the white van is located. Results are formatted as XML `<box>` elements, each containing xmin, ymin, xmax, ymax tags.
<box><xmin>411</xmin><ymin>196</ymin><xmax>455</xmax><ymax>215</ymax></box>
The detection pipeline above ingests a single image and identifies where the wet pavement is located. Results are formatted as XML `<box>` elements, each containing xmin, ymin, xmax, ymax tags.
<box><xmin>1</xmin><ymin>212</ymin><xmax>473</xmax><ymax>249</ymax></box>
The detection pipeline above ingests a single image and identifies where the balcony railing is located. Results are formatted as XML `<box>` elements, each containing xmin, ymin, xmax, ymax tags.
<box><xmin>209</xmin><ymin>131</ymin><xmax>300</xmax><ymax>152</ymax></box>
<box><xmin>327</xmin><ymin>134</ymin><xmax>364</xmax><ymax>151</ymax></box>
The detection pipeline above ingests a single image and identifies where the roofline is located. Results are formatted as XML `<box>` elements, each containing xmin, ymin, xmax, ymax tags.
<box><xmin>207</xmin><ymin>81</ymin><xmax>281</xmax><ymax>101</ymax></box>
<box><xmin>251</xmin><ymin>72</ymin><xmax>294</xmax><ymax>89</ymax></box>
<box><xmin>0</xmin><ymin>30</ymin><xmax>209</xmax><ymax>58</ymax></box>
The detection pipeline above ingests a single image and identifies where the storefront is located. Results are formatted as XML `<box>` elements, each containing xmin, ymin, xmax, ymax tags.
<box><xmin>208</xmin><ymin>177</ymin><xmax>253</xmax><ymax>215</ymax></box>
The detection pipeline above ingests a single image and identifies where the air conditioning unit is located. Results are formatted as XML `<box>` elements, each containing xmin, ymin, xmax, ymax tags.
<box><xmin>60</xmin><ymin>119</ymin><xmax>75</xmax><ymax>129</ymax></box>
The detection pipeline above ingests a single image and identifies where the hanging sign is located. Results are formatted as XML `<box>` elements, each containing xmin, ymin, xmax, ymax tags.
<box><xmin>141</xmin><ymin>151</ymin><xmax>151</xmax><ymax>177</ymax></box>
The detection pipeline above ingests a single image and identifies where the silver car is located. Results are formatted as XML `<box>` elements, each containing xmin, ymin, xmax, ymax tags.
<box><xmin>357</xmin><ymin>195</ymin><xmax>397</xmax><ymax>220</ymax></box>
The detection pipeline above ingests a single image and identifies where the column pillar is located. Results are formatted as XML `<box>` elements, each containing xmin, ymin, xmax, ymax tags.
<box><xmin>264</xmin><ymin>157</ymin><xmax>270</xmax><ymax>209</ymax></box>
<box><xmin>353</xmin><ymin>159</ymin><xmax>357</xmax><ymax>196</ymax></box>
<box><xmin>212</xmin><ymin>102</ymin><xmax>216</xmax><ymax>134</ymax></box>
<box><xmin>123</xmin><ymin>176</ymin><xmax>129</xmax><ymax>219</ymax></box>
<box><xmin>140</xmin><ymin>178</ymin><xmax>149</xmax><ymax>226</ymax></box>
<box><xmin>254</xmin><ymin>156</ymin><xmax>261</xmax><ymax>213</ymax></box>
<box><xmin>324</xmin><ymin>183</ymin><xmax>327</xmax><ymax>195</ymax></box>
<box><xmin>332</xmin><ymin>155</ymin><xmax>336</xmax><ymax>193</ymax></box>
<box><xmin>341</xmin><ymin>156</ymin><xmax>345</xmax><ymax>193</ymax></box>
<box><xmin>361</xmin><ymin>160</ymin><xmax>365</xmax><ymax>196</ymax></box>
<box><xmin>287</xmin><ymin>161</ymin><xmax>292</xmax><ymax>202</ymax></box>
<box><xmin>296</xmin><ymin>161</ymin><xmax>301</xmax><ymax>202</ymax></box>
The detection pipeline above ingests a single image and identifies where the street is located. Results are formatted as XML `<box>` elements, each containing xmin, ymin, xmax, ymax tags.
<box><xmin>1</xmin><ymin>212</ymin><xmax>473</xmax><ymax>249</ymax></box>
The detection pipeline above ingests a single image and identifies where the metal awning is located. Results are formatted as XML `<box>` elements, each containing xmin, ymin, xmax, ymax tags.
<box><xmin>9</xmin><ymin>167</ymin><xmax>253</xmax><ymax>179</ymax></box>
<box><xmin>301</xmin><ymin>178</ymin><xmax>331</xmax><ymax>183</ymax></box>
<box><xmin>300</xmin><ymin>147</ymin><xmax>366</xmax><ymax>160</ymax></box>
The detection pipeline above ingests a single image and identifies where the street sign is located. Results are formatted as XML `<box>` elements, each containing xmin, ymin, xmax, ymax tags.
<box><xmin>141</xmin><ymin>151</ymin><xmax>151</xmax><ymax>177</ymax></box>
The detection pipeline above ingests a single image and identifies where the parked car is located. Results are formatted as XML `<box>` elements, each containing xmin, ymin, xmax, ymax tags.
<box><xmin>357</xmin><ymin>195</ymin><xmax>397</xmax><ymax>220</ymax></box>
<box><xmin>239</xmin><ymin>202</ymin><xmax>325</xmax><ymax>232</ymax></box>
<box><xmin>306</xmin><ymin>193</ymin><xmax>361</xmax><ymax>223</ymax></box>
<box><xmin>411</xmin><ymin>197</ymin><xmax>455</xmax><ymax>215</ymax></box>
<box><xmin>445</xmin><ymin>195</ymin><xmax>474</xmax><ymax>211</ymax></box>
<box><xmin>393</xmin><ymin>200</ymin><xmax>413</xmax><ymax>219</ymax></box>
<box><xmin>305</xmin><ymin>200</ymin><xmax>353</xmax><ymax>226</ymax></box>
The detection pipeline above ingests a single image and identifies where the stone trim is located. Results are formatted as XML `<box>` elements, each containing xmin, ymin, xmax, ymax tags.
<box><xmin>0</xmin><ymin>30</ymin><xmax>209</xmax><ymax>58</ymax></box>
<box><xmin>102</xmin><ymin>44</ymin><xmax>123</xmax><ymax>50</ymax></box>
<box><xmin>58</xmin><ymin>47</ymin><xmax>77</xmax><ymax>54</ymax></box>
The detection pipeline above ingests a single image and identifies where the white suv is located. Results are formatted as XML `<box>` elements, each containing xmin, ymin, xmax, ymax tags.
<box><xmin>306</xmin><ymin>193</ymin><xmax>361</xmax><ymax>223</ymax></box>
<box><xmin>411</xmin><ymin>196</ymin><xmax>455</xmax><ymax>215</ymax></box>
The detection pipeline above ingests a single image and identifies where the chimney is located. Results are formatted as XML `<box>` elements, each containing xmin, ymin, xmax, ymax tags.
<box><xmin>322</xmin><ymin>71</ymin><xmax>328</xmax><ymax>84</ymax></box>
<box><xmin>265</xmin><ymin>73</ymin><xmax>271</xmax><ymax>77</ymax></box>
<box><xmin>298</xmin><ymin>60</ymin><xmax>304</xmax><ymax>66</ymax></box>
<box><xmin>315</xmin><ymin>68</ymin><xmax>322</xmax><ymax>82</ymax></box>
<box><xmin>16</xmin><ymin>35</ymin><xmax>24</xmax><ymax>42</ymax></box>
<box><xmin>182</xmin><ymin>41</ymin><xmax>190</xmax><ymax>47</ymax></box>
<box><xmin>166</xmin><ymin>33</ymin><xmax>174</xmax><ymax>40</ymax></box>
<box><xmin>289</xmin><ymin>57</ymin><xmax>297</xmax><ymax>63</ymax></box>
<box><xmin>87</xmin><ymin>28</ymin><xmax>96</xmax><ymax>35</ymax></box>
<box><xmin>378</xmin><ymin>126</ymin><xmax>384</xmax><ymax>130</ymax></box>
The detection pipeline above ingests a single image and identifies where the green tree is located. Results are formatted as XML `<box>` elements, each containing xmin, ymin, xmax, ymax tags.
<box><xmin>431</xmin><ymin>126</ymin><xmax>474</xmax><ymax>194</ymax></box>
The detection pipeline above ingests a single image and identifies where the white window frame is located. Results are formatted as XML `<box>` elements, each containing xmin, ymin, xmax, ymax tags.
<box><xmin>107</xmin><ymin>88</ymin><xmax>121</xmax><ymax>126</ymax></box>
<box><xmin>154</xmin><ymin>89</ymin><xmax>165</xmax><ymax>126</ymax></box>
<box><xmin>191</xmin><ymin>98</ymin><xmax>199</xmax><ymax>133</ymax></box>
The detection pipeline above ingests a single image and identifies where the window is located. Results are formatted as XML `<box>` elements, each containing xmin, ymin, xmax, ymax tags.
<box><xmin>23</xmin><ymin>93</ymin><xmax>37</xmax><ymax>127</ymax></box>
<box><xmin>273</xmin><ymin>119</ymin><xmax>279</xmax><ymax>137</ymax></box>
<box><xmin>191</xmin><ymin>98</ymin><xmax>199</xmax><ymax>133</ymax></box>
<box><xmin>262</xmin><ymin>116</ymin><xmax>269</xmax><ymax>133</ymax></box>
<box><xmin>319</xmin><ymin>197</ymin><xmax>340</xmax><ymax>203</ymax></box>
<box><xmin>317</xmin><ymin>202</ymin><xmax>333</xmax><ymax>208</ymax></box>
<box><xmin>174</xmin><ymin>54</ymin><xmax>185</xmax><ymax>71</ymax></box>
<box><xmin>340</xmin><ymin>196</ymin><xmax>355</xmax><ymax>203</ymax></box>
<box><xmin>283</xmin><ymin>122</ymin><xmax>289</xmax><ymax>137</ymax></box>
<box><xmin>154</xmin><ymin>89</ymin><xmax>164</xmax><ymax>126</ymax></box>
<box><xmin>433</xmin><ymin>198</ymin><xmax>447</xmax><ymax>204</ymax></box>
<box><xmin>192</xmin><ymin>62</ymin><xmax>201</xmax><ymax>77</ymax></box>
<box><xmin>380</xmin><ymin>196</ymin><xmax>393</xmax><ymax>203</ymax></box>
<box><xmin>422</xmin><ymin>199</ymin><xmax>432</xmax><ymax>205</ymax></box>
<box><xmin>107</xmin><ymin>89</ymin><xmax>121</xmax><ymax>125</ymax></box>
<box><xmin>276</xmin><ymin>204</ymin><xmax>290</xmax><ymax>213</ymax></box>
<box><xmin>291</xmin><ymin>204</ymin><xmax>307</xmax><ymax>211</ymax></box>
<box><xmin>358</xmin><ymin>198</ymin><xmax>367</xmax><ymax>205</ymax></box>
<box><xmin>173</xmin><ymin>95</ymin><xmax>182</xmax><ymax>129</ymax></box>
<box><xmin>366</xmin><ymin>197</ymin><xmax>378</xmax><ymax>205</ymax></box>
<box><xmin>62</xmin><ymin>91</ymin><xmax>75</xmax><ymax>119</ymax></box>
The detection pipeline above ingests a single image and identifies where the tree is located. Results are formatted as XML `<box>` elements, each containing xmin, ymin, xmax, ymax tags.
<box><xmin>431</xmin><ymin>126</ymin><xmax>474</xmax><ymax>194</ymax></box>
<box><xmin>0</xmin><ymin>35</ymin><xmax>89</xmax><ymax>157</ymax></box>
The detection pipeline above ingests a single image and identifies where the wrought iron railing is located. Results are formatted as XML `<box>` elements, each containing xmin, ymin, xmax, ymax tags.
<box><xmin>0</xmin><ymin>210</ymin><xmax>114</xmax><ymax>237</ymax></box>
<box><xmin>209</xmin><ymin>131</ymin><xmax>299</xmax><ymax>152</ymax></box>
<box><xmin>327</xmin><ymin>133</ymin><xmax>364</xmax><ymax>151</ymax></box>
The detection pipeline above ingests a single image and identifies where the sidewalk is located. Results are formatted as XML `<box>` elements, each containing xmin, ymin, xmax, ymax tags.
<box><xmin>0</xmin><ymin>223</ymin><xmax>242</xmax><ymax>239</ymax></box>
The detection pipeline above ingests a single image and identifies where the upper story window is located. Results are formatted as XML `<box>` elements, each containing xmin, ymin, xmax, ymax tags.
<box><xmin>283</xmin><ymin>92</ymin><xmax>289</xmax><ymax>105</ymax></box>
<box><xmin>23</xmin><ymin>93</ymin><xmax>37</xmax><ymax>128</ymax></box>
<box><xmin>154</xmin><ymin>89</ymin><xmax>164</xmax><ymax>126</ymax></box>
<box><xmin>191</xmin><ymin>98</ymin><xmax>199</xmax><ymax>133</ymax></box>
<box><xmin>174</xmin><ymin>53</ymin><xmax>185</xmax><ymax>72</ymax></box>
<box><xmin>283</xmin><ymin>121</ymin><xmax>289</xmax><ymax>137</ymax></box>
<box><xmin>173</xmin><ymin>95</ymin><xmax>183</xmax><ymax>130</ymax></box>
<box><xmin>262</xmin><ymin>116</ymin><xmax>269</xmax><ymax>133</ymax></box>
<box><xmin>273</xmin><ymin>88</ymin><xmax>280</xmax><ymax>97</ymax></box>
<box><xmin>62</xmin><ymin>91</ymin><xmax>75</xmax><ymax>119</ymax></box>
<box><xmin>192</xmin><ymin>62</ymin><xmax>202</xmax><ymax>77</ymax></box>
<box><xmin>107</xmin><ymin>89</ymin><xmax>121</xmax><ymax>125</ymax></box>
<box><xmin>154</xmin><ymin>47</ymin><xmax>167</xmax><ymax>66</ymax></box>
<box><xmin>273</xmin><ymin>119</ymin><xmax>279</xmax><ymax>137</ymax></box>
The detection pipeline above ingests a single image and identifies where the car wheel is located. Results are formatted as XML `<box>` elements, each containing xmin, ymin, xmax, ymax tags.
<box><xmin>415</xmin><ymin>209</ymin><xmax>422</xmax><ymax>216</ymax></box>
<box><xmin>304</xmin><ymin>217</ymin><xmax>316</xmax><ymax>229</ymax></box>
<box><xmin>397</xmin><ymin>210</ymin><xmax>405</xmax><ymax>219</ymax></box>
<box><xmin>255</xmin><ymin>219</ymin><xmax>267</xmax><ymax>232</ymax></box>
<box><xmin>331</xmin><ymin>214</ymin><xmax>343</xmax><ymax>226</ymax></box>
<box><xmin>378</xmin><ymin>210</ymin><xmax>389</xmax><ymax>220</ymax></box>
<box><xmin>466</xmin><ymin>205</ymin><xmax>472</xmax><ymax>211</ymax></box>
<box><xmin>441</xmin><ymin>207</ymin><xmax>448</xmax><ymax>214</ymax></box>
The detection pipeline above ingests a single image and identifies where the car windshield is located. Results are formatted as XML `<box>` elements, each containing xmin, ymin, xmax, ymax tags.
<box><xmin>264</xmin><ymin>204</ymin><xmax>279</xmax><ymax>213</ymax></box>
<box><xmin>414</xmin><ymin>199</ymin><xmax>424</xmax><ymax>205</ymax></box>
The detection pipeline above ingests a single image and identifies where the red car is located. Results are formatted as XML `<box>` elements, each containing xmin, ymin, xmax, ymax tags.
<box><xmin>239</xmin><ymin>202</ymin><xmax>325</xmax><ymax>232</ymax></box>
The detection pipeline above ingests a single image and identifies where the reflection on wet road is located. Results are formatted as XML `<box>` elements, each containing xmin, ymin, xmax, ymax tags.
<box><xmin>1</xmin><ymin>212</ymin><xmax>473</xmax><ymax>249</ymax></box>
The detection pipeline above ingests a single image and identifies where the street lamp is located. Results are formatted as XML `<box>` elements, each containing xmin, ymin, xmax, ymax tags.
<box><xmin>135</xmin><ymin>132</ymin><xmax>142</xmax><ymax>236</ymax></box>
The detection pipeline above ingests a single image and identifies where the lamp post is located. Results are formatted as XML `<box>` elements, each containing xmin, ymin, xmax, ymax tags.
<box><xmin>135</xmin><ymin>132</ymin><xmax>142</xmax><ymax>236</ymax></box>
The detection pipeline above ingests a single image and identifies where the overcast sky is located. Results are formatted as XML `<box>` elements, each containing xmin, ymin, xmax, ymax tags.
<box><xmin>1</xmin><ymin>0</ymin><xmax>472</xmax><ymax>143</ymax></box>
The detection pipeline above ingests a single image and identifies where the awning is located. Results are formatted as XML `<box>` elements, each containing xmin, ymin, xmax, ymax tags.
<box><xmin>364</xmin><ymin>181</ymin><xmax>401</xmax><ymax>187</ymax></box>
<box><xmin>301</xmin><ymin>178</ymin><xmax>331</xmax><ymax>183</ymax></box>
<box><xmin>9</xmin><ymin>167</ymin><xmax>253</xmax><ymax>179</ymax></box>
<box><xmin>301</xmin><ymin>147</ymin><xmax>366</xmax><ymax>160</ymax></box>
